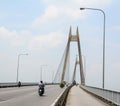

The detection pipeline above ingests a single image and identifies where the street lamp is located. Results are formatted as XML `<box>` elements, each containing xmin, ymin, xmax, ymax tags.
<box><xmin>52</xmin><ymin>70</ymin><xmax>54</xmax><ymax>84</ymax></box>
<box><xmin>40</xmin><ymin>65</ymin><xmax>47</xmax><ymax>81</ymax></box>
<box><xmin>16</xmin><ymin>53</ymin><xmax>28</xmax><ymax>83</ymax></box>
<box><xmin>80</xmin><ymin>7</ymin><xmax>106</xmax><ymax>88</ymax></box>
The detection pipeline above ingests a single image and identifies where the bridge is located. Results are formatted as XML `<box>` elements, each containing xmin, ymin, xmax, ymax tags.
<box><xmin>0</xmin><ymin>27</ymin><xmax>120</xmax><ymax>106</ymax></box>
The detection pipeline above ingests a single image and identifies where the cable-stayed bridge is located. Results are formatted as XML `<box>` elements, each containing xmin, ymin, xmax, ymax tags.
<box><xmin>53</xmin><ymin>26</ymin><xmax>85</xmax><ymax>85</ymax></box>
<box><xmin>0</xmin><ymin>27</ymin><xmax>120</xmax><ymax>106</ymax></box>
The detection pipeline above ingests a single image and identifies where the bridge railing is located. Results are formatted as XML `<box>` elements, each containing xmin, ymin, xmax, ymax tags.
<box><xmin>0</xmin><ymin>82</ymin><xmax>38</xmax><ymax>88</ymax></box>
<box><xmin>80</xmin><ymin>85</ymin><xmax>120</xmax><ymax>106</ymax></box>
<box><xmin>0</xmin><ymin>82</ymin><xmax>59</xmax><ymax>88</ymax></box>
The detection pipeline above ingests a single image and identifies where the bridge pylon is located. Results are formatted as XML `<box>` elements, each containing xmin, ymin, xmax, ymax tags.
<box><xmin>72</xmin><ymin>55</ymin><xmax>79</xmax><ymax>83</ymax></box>
<box><xmin>61</xmin><ymin>27</ymin><xmax>85</xmax><ymax>85</ymax></box>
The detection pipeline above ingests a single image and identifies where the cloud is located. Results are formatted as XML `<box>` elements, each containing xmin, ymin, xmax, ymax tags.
<box><xmin>0</xmin><ymin>26</ymin><xmax>65</xmax><ymax>50</ymax></box>
<box><xmin>43</xmin><ymin>0</ymin><xmax>112</xmax><ymax>8</ymax></box>
<box><xmin>31</xmin><ymin>5</ymin><xmax>85</xmax><ymax>27</ymax></box>
<box><xmin>32</xmin><ymin>6</ymin><xmax>58</xmax><ymax>26</ymax></box>
<box><xmin>0</xmin><ymin>26</ymin><xmax>17</xmax><ymax>38</ymax></box>
<box><xmin>32</xmin><ymin>0</ymin><xmax>112</xmax><ymax>27</ymax></box>
<box><xmin>28</xmin><ymin>31</ymin><xmax>65</xmax><ymax>50</ymax></box>
<box><xmin>0</xmin><ymin>26</ymin><xmax>32</xmax><ymax>47</ymax></box>
<box><xmin>77</xmin><ymin>0</ymin><xmax>112</xmax><ymax>7</ymax></box>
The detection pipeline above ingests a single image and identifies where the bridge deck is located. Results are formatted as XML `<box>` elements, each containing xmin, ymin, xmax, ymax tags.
<box><xmin>66</xmin><ymin>86</ymin><xmax>109</xmax><ymax>106</ymax></box>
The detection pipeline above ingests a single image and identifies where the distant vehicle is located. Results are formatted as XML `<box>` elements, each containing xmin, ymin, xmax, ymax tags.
<box><xmin>18</xmin><ymin>81</ymin><xmax>21</xmax><ymax>87</ymax></box>
<box><xmin>38</xmin><ymin>87</ymin><xmax>44</xmax><ymax>96</ymax></box>
<box><xmin>38</xmin><ymin>81</ymin><xmax>45</xmax><ymax>96</ymax></box>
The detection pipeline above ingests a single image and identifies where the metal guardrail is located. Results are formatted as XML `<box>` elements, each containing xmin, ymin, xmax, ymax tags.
<box><xmin>0</xmin><ymin>82</ymin><xmax>60</xmax><ymax>88</ymax></box>
<box><xmin>52</xmin><ymin>84</ymin><xmax>73</xmax><ymax>106</ymax></box>
<box><xmin>80</xmin><ymin>85</ymin><xmax>120</xmax><ymax>106</ymax></box>
<box><xmin>0</xmin><ymin>82</ymin><xmax>38</xmax><ymax>88</ymax></box>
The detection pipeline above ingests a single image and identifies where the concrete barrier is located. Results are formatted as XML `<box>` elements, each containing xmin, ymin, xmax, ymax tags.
<box><xmin>51</xmin><ymin>84</ymin><xmax>73</xmax><ymax>106</ymax></box>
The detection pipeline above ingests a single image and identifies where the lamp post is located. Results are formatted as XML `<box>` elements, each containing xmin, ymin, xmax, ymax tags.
<box><xmin>80</xmin><ymin>7</ymin><xmax>106</xmax><ymax>88</ymax></box>
<box><xmin>16</xmin><ymin>53</ymin><xmax>28</xmax><ymax>83</ymax></box>
<box><xmin>40</xmin><ymin>65</ymin><xmax>47</xmax><ymax>81</ymax></box>
<box><xmin>52</xmin><ymin>70</ymin><xmax>54</xmax><ymax>84</ymax></box>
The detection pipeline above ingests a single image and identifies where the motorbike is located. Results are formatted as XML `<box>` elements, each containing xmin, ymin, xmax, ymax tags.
<box><xmin>38</xmin><ymin>87</ymin><xmax>44</xmax><ymax>96</ymax></box>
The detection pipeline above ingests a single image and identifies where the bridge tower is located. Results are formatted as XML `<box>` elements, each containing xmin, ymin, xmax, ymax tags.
<box><xmin>72</xmin><ymin>55</ymin><xmax>79</xmax><ymax>83</ymax></box>
<box><xmin>61</xmin><ymin>27</ymin><xmax>85</xmax><ymax>85</ymax></box>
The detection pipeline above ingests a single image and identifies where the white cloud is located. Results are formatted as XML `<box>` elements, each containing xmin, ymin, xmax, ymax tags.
<box><xmin>77</xmin><ymin>0</ymin><xmax>112</xmax><ymax>7</ymax></box>
<box><xmin>32</xmin><ymin>5</ymin><xmax>85</xmax><ymax>27</ymax></box>
<box><xmin>32</xmin><ymin>0</ymin><xmax>112</xmax><ymax>27</ymax></box>
<box><xmin>0</xmin><ymin>26</ymin><xmax>64</xmax><ymax>50</ymax></box>
<box><xmin>0</xmin><ymin>27</ymin><xmax>17</xmax><ymax>38</ymax></box>
<box><xmin>43</xmin><ymin>0</ymin><xmax>112</xmax><ymax>8</ymax></box>
<box><xmin>28</xmin><ymin>31</ymin><xmax>65</xmax><ymax>50</ymax></box>
<box><xmin>0</xmin><ymin>26</ymin><xmax>32</xmax><ymax>47</ymax></box>
<box><xmin>32</xmin><ymin>6</ymin><xmax>58</xmax><ymax>26</ymax></box>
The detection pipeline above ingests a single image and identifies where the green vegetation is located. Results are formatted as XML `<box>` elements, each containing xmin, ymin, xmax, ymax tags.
<box><xmin>60</xmin><ymin>81</ymin><xmax>66</xmax><ymax>88</ymax></box>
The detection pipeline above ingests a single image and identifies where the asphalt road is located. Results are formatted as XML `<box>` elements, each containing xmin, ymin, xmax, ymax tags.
<box><xmin>66</xmin><ymin>86</ymin><xmax>109</xmax><ymax>106</ymax></box>
<box><xmin>0</xmin><ymin>85</ymin><xmax>65</xmax><ymax>106</ymax></box>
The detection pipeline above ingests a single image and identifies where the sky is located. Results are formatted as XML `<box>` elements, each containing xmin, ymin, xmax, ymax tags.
<box><xmin>0</xmin><ymin>0</ymin><xmax>120</xmax><ymax>91</ymax></box>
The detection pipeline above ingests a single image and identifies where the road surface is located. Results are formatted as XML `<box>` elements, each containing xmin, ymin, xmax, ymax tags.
<box><xmin>0</xmin><ymin>85</ymin><xmax>65</xmax><ymax>106</ymax></box>
<box><xmin>66</xmin><ymin>86</ymin><xmax>110</xmax><ymax>106</ymax></box>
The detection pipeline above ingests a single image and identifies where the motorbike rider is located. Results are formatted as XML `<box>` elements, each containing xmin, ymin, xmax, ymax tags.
<box><xmin>18</xmin><ymin>81</ymin><xmax>21</xmax><ymax>87</ymax></box>
<box><xmin>39</xmin><ymin>81</ymin><xmax>45</xmax><ymax>93</ymax></box>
